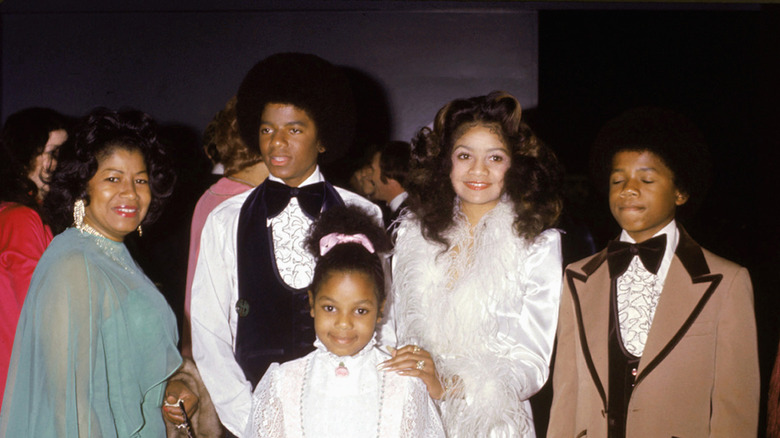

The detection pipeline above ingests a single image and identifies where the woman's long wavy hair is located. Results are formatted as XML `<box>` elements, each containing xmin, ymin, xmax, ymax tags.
<box><xmin>407</xmin><ymin>91</ymin><xmax>562</xmax><ymax>248</ymax></box>
<box><xmin>0</xmin><ymin>107</ymin><xmax>69</xmax><ymax>210</ymax></box>
<box><xmin>43</xmin><ymin>108</ymin><xmax>176</xmax><ymax>234</ymax></box>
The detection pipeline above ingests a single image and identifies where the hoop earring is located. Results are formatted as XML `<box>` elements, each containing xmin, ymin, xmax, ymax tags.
<box><xmin>73</xmin><ymin>199</ymin><xmax>86</xmax><ymax>229</ymax></box>
<box><xmin>137</xmin><ymin>224</ymin><xmax>143</xmax><ymax>237</ymax></box>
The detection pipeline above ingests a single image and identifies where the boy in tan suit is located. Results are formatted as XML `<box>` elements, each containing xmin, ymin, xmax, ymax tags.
<box><xmin>548</xmin><ymin>107</ymin><xmax>759</xmax><ymax>437</ymax></box>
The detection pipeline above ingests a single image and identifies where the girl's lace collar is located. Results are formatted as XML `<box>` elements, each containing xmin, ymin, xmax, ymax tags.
<box><xmin>302</xmin><ymin>335</ymin><xmax>386</xmax><ymax>437</ymax></box>
<box><xmin>313</xmin><ymin>335</ymin><xmax>378</xmax><ymax>369</ymax></box>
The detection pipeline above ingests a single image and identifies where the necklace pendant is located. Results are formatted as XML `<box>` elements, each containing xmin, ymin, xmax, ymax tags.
<box><xmin>335</xmin><ymin>362</ymin><xmax>349</xmax><ymax>377</ymax></box>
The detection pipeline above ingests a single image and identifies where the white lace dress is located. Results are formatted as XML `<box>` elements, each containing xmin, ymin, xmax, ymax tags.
<box><xmin>246</xmin><ymin>337</ymin><xmax>444</xmax><ymax>438</ymax></box>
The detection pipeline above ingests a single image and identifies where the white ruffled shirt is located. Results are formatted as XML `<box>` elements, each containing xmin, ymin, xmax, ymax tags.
<box><xmin>269</xmin><ymin>196</ymin><xmax>316</xmax><ymax>289</ymax></box>
<box><xmin>616</xmin><ymin>220</ymin><xmax>679</xmax><ymax>357</ymax></box>
<box><xmin>246</xmin><ymin>337</ymin><xmax>445</xmax><ymax>438</ymax></box>
<box><xmin>190</xmin><ymin>168</ymin><xmax>383</xmax><ymax>436</ymax></box>
<box><xmin>384</xmin><ymin>200</ymin><xmax>563</xmax><ymax>437</ymax></box>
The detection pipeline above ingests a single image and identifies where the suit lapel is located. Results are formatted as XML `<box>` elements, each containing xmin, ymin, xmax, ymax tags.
<box><xmin>566</xmin><ymin>250</ymin><xmax>611</xmax><ymax>408</ymax></box>
<box><xmin>567</xmin><ymin>227</ymin><xmax>724</xmax><ymax>402</ymax></box>
<box><xmin>634</xmin><ymin>227</ymin><xmax>722</xmax><ymax>386</ymax></box>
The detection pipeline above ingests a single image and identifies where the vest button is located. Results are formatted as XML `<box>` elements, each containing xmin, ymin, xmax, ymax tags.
<box><xmin>236</xmin><ymin>299</ymin><xmax>250</xmax><ymax>317</ymax></box>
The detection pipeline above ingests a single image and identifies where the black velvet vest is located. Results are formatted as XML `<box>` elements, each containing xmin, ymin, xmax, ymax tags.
<box><xmin>234</xmin><ymin>180</ymin><xmax>344</xmax><ymax>387</ymax></box>
<box><xmin>607</xmin><ymin>276</ymin><xmax>641</xmax><ymax>438</ymax></box>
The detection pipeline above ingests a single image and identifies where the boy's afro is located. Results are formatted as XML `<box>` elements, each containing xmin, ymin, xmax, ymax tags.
<box><xmin>590</xmin><ymin>106</ymin><xmax>712</xmax><ymax>217</ymax></box>
<box><xmin>236</xmin><ymin>53</ymin><xmax>356</xmax><ymax>164</ymax></box>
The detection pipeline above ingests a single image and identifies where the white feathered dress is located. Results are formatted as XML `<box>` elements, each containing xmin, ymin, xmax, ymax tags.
<box><xmin>384</xmin><ymin>199</ymin><xmax>562</xmax><ymax>437</ymax></box>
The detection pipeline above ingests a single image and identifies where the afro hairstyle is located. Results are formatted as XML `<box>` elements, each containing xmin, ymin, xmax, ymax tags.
<box><xmin>590</xmin><ymin>106</ymin><xmax>712</xmax><ymax>218</ymax></box>
<box><xmin>236</xmin><ymin>53</ymin><xmax>356</xmax><ymax>165</ymax></box>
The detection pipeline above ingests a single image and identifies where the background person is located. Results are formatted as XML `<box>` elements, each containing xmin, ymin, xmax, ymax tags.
<box><xmin>0</xmin><ymin>107</ymin><xmax>68</xmax><ymax>409</ymax></box>
<box><xmin>769</xmin><ymin>339</ymin><xmax>780</xmax><ymax>437</ymax></box>
<box><xmin>369</xmin><ymin>140</ymin><xmax>411</xmax><ymax>231</ymax></box>
<box><xmin>348</xmin><ymin>142</ymin><xmax>380</xmax><ymax>200</ymax></box>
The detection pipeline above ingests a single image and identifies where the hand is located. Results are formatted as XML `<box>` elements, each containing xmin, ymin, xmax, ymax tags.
<box><xmin>162</xmin><ymin>379</ymin><xmax>199</xmax><ymax>425</ymax></box>
<box><xmin>380</xmin><ymin>344</ymin><xmax>444</xmax><ymax>400</ymax></box>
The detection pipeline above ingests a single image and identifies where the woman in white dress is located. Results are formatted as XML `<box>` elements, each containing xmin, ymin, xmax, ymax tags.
<box><xmin>246</xmin><ymin>205</ymin><xmax>444</xmax><ymax>438</ymax></box>
<box><xmin>381</xmin><ymin>91</ymin><xmax>564</xmax><ymax>437</ymax></box>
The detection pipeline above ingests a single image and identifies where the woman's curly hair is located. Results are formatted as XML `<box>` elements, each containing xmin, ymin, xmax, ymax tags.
<box><xmin>236</xmin><ymin>52</ymin><xmax>356</xmax><ymax>165</ymax></box>
<box><xmin>407</xmin><ymin>91</ymin><xmax>563</xmax><ymax>248</ymax></box>
<box><xmin>43</xmin><ymin>108</ymin><xmax>176</xmax><ymax>234</ymax></box>
<box><xmin>203</xmin><ymin>96</ymin><xmax>263</xmax><ymax>176</ymax></box>
<box><xmin>304</xmin><ymin>205</ymin><xmax>391</xmax><ymax>306</ymax></box>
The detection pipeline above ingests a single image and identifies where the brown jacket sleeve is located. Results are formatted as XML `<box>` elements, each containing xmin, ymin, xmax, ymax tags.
<box><xmin>547</xmin><ymin>269</ymin><xmax>579</xmax><ymax>437</ymax></box>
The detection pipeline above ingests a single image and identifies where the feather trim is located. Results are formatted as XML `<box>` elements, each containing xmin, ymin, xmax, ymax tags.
<box><xmin>393</xmin><ymin>200</ymin><xmax>555</xmax><ymax>436</ymax></box>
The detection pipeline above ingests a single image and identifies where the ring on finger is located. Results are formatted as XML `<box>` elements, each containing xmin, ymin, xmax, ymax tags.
<box><xmin>416</xmin><ymin>359</ymin><xmax>426</xmax><ymax>370</ymax></box>
<box><xmin>412</xmin><ymin>345</ymin><xmax>421</xmax><ymax>354</ymax></box>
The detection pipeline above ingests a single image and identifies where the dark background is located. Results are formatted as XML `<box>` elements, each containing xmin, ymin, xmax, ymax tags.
<box><xmin>2</xmin><ymin>2</ymin><xmax>778</xmax><ymax>436</ymax></box>
<box><xmin>532</xmin><ymin>7</ymin><xmax>780</xmax><ymax>436</ymax></box>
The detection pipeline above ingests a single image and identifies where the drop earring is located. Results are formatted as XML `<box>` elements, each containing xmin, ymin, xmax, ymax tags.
<box><xmin>137</xmin><ymin>224</ymin><xmax>143</xmax><ymax>237</ymax></box>
<box><xmin>73</xmin><ymin>199</ymin><xmax>86</xmax><ymax>229</ymax></box>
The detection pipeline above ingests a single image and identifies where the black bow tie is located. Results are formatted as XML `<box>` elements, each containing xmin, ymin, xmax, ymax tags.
<box><xmin>607</xmin><ymin>234</ymin><xmax>667</xmax><ymax>279</ymax></box>
<box><xmin>264</xmin><ymin>180</ymin><xmax>326</xmax><ymax>220</ymax></box>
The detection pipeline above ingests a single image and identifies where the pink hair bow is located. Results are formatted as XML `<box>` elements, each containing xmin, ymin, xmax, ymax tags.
<box><xmin>319</xmin><ymin>232</ymin><xmax>375</xmax><ymax>256</ymax></box>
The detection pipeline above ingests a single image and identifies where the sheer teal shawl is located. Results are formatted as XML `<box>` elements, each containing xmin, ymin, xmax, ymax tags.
<box><xmin>0</xmin><ymin>228</ymin><xmax>181</xmax><ymax>437</ymax></box>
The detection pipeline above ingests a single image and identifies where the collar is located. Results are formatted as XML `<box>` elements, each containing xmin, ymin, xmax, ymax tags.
<box><xmin>388</xmin><ymin>191</ymin><xmax>408</xmax><ymax>213</ymax></box>
<box><xmin>314</xmin><ymin>335</ymin><xmax>378</xmax><ymax>368</ymax></box>
<box><xmin>580</xmin><ymin>222</ymin><xmax>710</xmax><ymax>281</ymax></box>
<box><xmin>267</xmin><ymin>166</ymin><xmax>324</xmax><ymax>187</ymax></box>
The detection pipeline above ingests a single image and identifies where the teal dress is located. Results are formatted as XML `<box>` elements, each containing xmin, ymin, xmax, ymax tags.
<box><xmin>0</xmin><ymin>228</ymin><xmax>181</xmax><ymax>437</ymax></box>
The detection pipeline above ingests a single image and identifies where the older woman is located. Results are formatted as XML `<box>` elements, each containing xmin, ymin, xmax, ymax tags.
<box><xmin>0</xmin><ymin>107</ymin><xmax>68</xmax><ymax>409</ymax></box>
<box><xmin>0</xmin><ymin>108</ymin><xmax>194</xmax><ymax>437</ymax></box>
<box><xmin>381</xmin><ymin>92</ymin><xmax>563</xmax><ymax>437</ymax></box>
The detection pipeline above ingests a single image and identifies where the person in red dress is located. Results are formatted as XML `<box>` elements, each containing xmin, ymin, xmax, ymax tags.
<box><xmin>0</xmin><ymin>107</ymin><xmax>69</xmax><ymax>409</ymax></box>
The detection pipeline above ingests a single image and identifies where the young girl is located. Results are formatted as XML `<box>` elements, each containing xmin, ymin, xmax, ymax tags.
<box><xmin>381</xmin><ymin>91</ymin><xmax>564</xmax><ymax>437</ymax></box>
<box><xmin>245</xmin><ymin>205</ymin><xmax>444</xmax><ymax>438</ymax></box>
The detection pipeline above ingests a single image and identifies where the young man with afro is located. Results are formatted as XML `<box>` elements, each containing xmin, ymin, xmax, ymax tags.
<box><xmin>548</xmin><ymin>107</ymin><xmax>759</xmax><ymax>438</ymax></box>
<box><xmin>190</xmin><ymin>53</ymin><xmax>382</xmax><ymax>436</ymax></box>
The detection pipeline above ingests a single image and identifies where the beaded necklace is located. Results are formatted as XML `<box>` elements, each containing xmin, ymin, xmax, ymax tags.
<box><xmin>75</xmin><ymin>224</ymin><xmax>135</xmax><ymax>273</ymax></box>
<box><xmin>76</xmin><ymin>220</ymin><xmax>105</xmax><ymax>239</ymax></box>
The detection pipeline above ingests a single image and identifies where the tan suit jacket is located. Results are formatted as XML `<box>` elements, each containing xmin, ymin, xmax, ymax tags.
<box><xmin>548</xmin><ymin>228</ymin><xmax>759</xmax><ymax>438</ymax></box>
